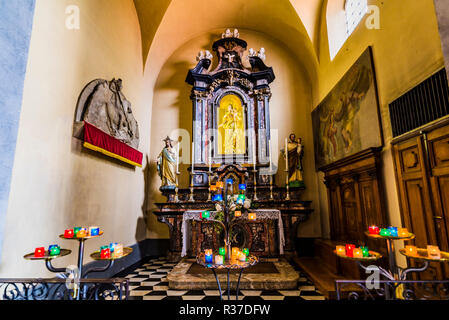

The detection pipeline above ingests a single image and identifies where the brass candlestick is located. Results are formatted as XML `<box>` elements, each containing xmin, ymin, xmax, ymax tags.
<box><xmin>188</xmin><ymin>171</ymin><xmax>195</xmax><ymax>202</ymax></box>
<box><xmin>207</xmin><ymin>171</ymin><xmax>212</xmax><ymax>202</ymax></box>
<box><xmin>252</xmin><ymin>169</ymin><xmax>258</xmax><ymax>201</ymax></box>
<box><xmin>285</xmin><ymin>169</ymin><xmax>290</xmax><ymax>201</ymax></box>
<box><xmin>174</xmin><ymin>172</ymin><xmax>180</xmax><ymax>202</ymax></box>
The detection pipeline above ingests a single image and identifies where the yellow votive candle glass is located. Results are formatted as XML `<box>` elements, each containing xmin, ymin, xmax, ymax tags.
<box><xmin>214</xmin><ymin>255</ymin><xmax>224</xmax><ymax>265</ymax></box>
<box><xmin>113</xmin><ymin>244</ymin><xmax>124</xmax><ymax>258</ymax></box>
<box><xmin>427</xmin><ymin>245</ymin><xmax>441</xmax><ymax>259</ymax></box>
<box><xmin>398</xmin><ymin>228</ymin><xmax>409</xmax><ymax>237</ymax></box>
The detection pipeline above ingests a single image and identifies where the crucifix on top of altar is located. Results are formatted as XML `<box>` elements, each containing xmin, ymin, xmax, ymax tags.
<box><xmin>154</xmin><ymin>29</ymin><xmax>313</xmax><ymax>260</ymax></box>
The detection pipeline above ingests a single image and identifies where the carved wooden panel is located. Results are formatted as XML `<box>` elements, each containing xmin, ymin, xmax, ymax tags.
<box><xmin>432</xmin><ymin>138</ymin><xmax>449</xmax><ymax>167</ymax></box>
<box><xmin>399</xmin><ymin>146</ymin><xmax>421</xmax><ymax>173</ymax></box>
<box><xmin>402</xmin><ymin>179</ymin><xmax>434</xmax><ymax>248</ymax></box>
<box><xmin>322</xmin><ymin>148</ymin><xmax>387</xmax><ymax>247</ymax></box>
<box><xmin>341</xmin><ymin>183</ymin><xmax>362</xmax><ymax>241</ymax></box>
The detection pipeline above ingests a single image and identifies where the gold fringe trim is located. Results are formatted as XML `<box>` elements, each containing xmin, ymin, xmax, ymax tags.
<box><xmin>83</xmin><ymin>142</ymin><xmax>142</xmax><ymax>168</ymax></box>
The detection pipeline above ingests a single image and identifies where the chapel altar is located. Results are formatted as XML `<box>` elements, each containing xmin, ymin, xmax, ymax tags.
<box><xmin>153</xmin><ymin>30</ymin><xmax>314</xmax><ymax>262</ymax></box>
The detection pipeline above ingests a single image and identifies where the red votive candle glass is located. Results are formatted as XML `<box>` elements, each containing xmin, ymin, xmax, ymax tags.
<box><xmin>64</xmin><ymin>229</ymin><xmax>74</xmax><ymax>238</ymax></box>
<box><xmin>345</xmin><ymin>244</ymin><xmax>356</xmax><ymax>257</ymax></box>
<box><xmin>369</xmin><ymin>225</ymin><xmax>380</xmax><ymax>235</ymax></box>
<box><xmin>34</xmin><ymin>247</ymin><xmax>45</xmax><ymax>258</ymax></box>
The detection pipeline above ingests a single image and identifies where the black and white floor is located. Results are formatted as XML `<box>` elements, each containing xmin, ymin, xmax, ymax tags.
<box><xmin>123</xmin><ymin>257</ymin><xmax>325</xmax><ymax>301</ymax></box>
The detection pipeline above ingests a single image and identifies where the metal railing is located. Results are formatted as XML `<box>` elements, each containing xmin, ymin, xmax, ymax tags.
<box><xmin>0</xmin><ymin>278</ymin><xmax>129</xmax><ymax>300</ymax></box>
<box><xmin>336</xmin><ymin>279</ymin><xmax>449</xmax><ymax>300</ymax></box>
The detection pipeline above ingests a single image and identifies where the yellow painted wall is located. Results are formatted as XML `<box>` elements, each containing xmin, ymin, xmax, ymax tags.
<box><xmin>0</xmin><ymin>0</ymin><xmax>147</xmax><ymax>277</ymax></box>
<box><xmin>147</xmin><ymin>30</ymin><xmax>322</xmax><ymax>239</ymax></box>
<box><xmin>316</xmin><ymin>0</ymin><xmax>445</xmax><ymax>250</ymax></box>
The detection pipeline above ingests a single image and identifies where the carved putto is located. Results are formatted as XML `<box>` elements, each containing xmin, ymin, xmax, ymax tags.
<box><xmin>75</xmin><ymin>78</ymin><xmax>140</xmax><ymax>149</ymax></box>
<box><xmin>196</xmin><ymin>50</ymin><xmax>213</xmax><ymax>62</ymax></box>
<box><xmin>222</xmin><ymin>28</ymin><xmax>239</xmax><ymax>39</ymax></box>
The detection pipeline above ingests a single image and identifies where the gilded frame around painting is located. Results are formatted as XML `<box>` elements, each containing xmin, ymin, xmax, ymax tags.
<box><xmin>217</xmin><ymin>93</ymin><xmax>246</xmax><ymax>155</ymax></box>
<box><xmin>312</xmin><ymin>47</ymin><xmax>383</xmax><ymax>169</ymax></box>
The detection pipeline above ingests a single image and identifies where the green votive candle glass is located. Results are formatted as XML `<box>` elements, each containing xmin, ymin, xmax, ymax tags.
<box><xmin>242</xmin><ymin>248</ymin><xmax>249</xmax><ymax>256</ymax></box>
<box><xmin>361</xmin><ymin>246</ymin><xmax>369</xmax><ymax>257</ymax></box>
<box><xmin>380</xmin><ymin>228</ymin><xmax>391</xmax><ymax>237</ymax></box>
<box><xmin>219</xmin><ymin>247</ymin><xmax>226</xmax><ymax>256</ymax></box>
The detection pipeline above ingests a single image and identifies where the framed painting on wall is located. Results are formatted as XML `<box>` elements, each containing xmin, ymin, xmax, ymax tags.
<box><xmin>312</xmin><ymin>47</ymin><xmax>383</xmax><ymax>169</ymax></box>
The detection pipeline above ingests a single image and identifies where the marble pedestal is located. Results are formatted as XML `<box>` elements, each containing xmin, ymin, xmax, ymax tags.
<box><xmin>167</xmin><ymin>258</ymin><xmax>299</xmax><ymax>290</ymax></box>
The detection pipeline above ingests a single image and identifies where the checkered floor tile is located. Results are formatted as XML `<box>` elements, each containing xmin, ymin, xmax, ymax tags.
<box><xmin>123</xmin><ymin>257</ymin><xmax>325</xmax><ymax>301</ymax></box>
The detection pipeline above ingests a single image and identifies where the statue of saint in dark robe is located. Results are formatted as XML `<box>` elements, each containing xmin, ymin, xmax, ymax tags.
<box><xmin>282</xmin><ymin>133</ymin><xmax>305</xmax><ymax>188</ymax></box>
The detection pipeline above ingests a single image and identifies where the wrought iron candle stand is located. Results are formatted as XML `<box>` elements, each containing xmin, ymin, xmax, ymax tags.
<box><xmin>24</xmin><ymin>231</ymin><xmax>132</xmax><ymax>300</ymax></box>
<box><xmin>335</xmin><ymin>231</ymin><xmax>449</xmax><ymax>300</ymax></box>
<box><xmin>197</xmin><ymin>180</ymin><xmax>259</xmax><ymax>300</ymax></box>
<box><xmin>209</xmin><ymin>180</ymin><xmax>236</xmax><ymax>261</ymax></box>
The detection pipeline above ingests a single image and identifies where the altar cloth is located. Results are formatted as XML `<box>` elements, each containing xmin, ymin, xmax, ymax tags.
<box><xmin>181</xmin><ymin>209</ymin><xmax>285</xmax><ymax>257</ymax></box>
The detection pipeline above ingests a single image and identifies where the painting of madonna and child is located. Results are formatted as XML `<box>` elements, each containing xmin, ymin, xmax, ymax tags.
<box><xmin>312</xmin><ymin>47</ymin><xmax>383</xmax><ymax>169</ymax></box>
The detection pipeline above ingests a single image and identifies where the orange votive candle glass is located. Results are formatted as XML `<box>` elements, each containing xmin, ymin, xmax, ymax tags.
<box><xmin>205</xmin><ymin>249</ymin><xmax>213</xmax><ymax>256</ymax></box>
<box><xmin>216</xmin><ymin>181</ymin><xmax>224</xmax><ymax>189</ymax></box>
<box><xmin>234</xmin><ymin>211</ymin><xmax>242</xmax><ymax>217</ymax></box>
<box><xmin>353</xmin><ymin>248</ymin><xmax>364</xmax><ymax>258</ymax></box>
<box><xmin>336</xmin><ymin>246</ymin><xmax>346</xmax><ymax>256</ymax></box>
<box><xmin>231</xmin><ymin>247</ymin><xmax>239</xmax><ymax>257</ymax></box>
<box><xmin>398</xmin><ymin>228</ymin><xmax>409</xmax><ymax>237</ymax></box>
<box><xmin>405</xmin><ymin>245</ymin><xmax>418</xmax><ymax>256</ymax></box>
<box><xmin>248</xmin><ymin>213</ymin><xmax>257</xmax><ymax>220</ymax></box>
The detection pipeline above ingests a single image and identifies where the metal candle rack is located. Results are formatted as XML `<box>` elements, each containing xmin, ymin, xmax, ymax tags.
<box><xmin>24</xmin><ymin>231</ymin><xmax>132</xmax><ymax>300</ymax></box>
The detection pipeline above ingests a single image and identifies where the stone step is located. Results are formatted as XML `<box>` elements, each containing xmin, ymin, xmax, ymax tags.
<box><xmin>168</xmin><ymin>259</ymin><xmax>299</xmax><ymax>290</ymax></box>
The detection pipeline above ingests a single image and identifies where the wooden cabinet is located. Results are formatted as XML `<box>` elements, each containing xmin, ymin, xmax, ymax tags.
<box><xmin>322</xmin><ymin>148</ymin><xmax>388</xmax><ymax>248</ymax></box>
<box><xmin>392</xmin><ymin>117</ymin><xmax>449</xmax><ymax>279</ymax></box>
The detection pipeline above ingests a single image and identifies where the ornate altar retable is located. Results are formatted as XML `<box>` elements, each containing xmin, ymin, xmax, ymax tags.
<box><xmin>153</xmin><ymin>30</ymin><xmax>314</xmax><ymax>261</ymax></box>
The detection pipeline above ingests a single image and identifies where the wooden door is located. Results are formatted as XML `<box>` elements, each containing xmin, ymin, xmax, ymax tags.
<box><xmin>427</xmin><ymin>125</ymin><xmax>449</xmax><ymax>277</ymax></box>
<box><xmin>393</xmin><ymin>136</ymin><xmax>442</xmax><ymax>279</ymax></box>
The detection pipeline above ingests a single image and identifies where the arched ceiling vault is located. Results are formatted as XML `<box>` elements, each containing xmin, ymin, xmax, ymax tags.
<box><xmin>133</xmin><ymin>0</ymin><xmax>327</xmax><ymax>97</ymax></box>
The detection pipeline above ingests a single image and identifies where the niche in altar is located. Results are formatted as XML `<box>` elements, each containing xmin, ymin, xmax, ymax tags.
<box><xmin>153</xmin><ymin>30</ymin><xmax>314</xmax><ymax>261</ymax></box>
